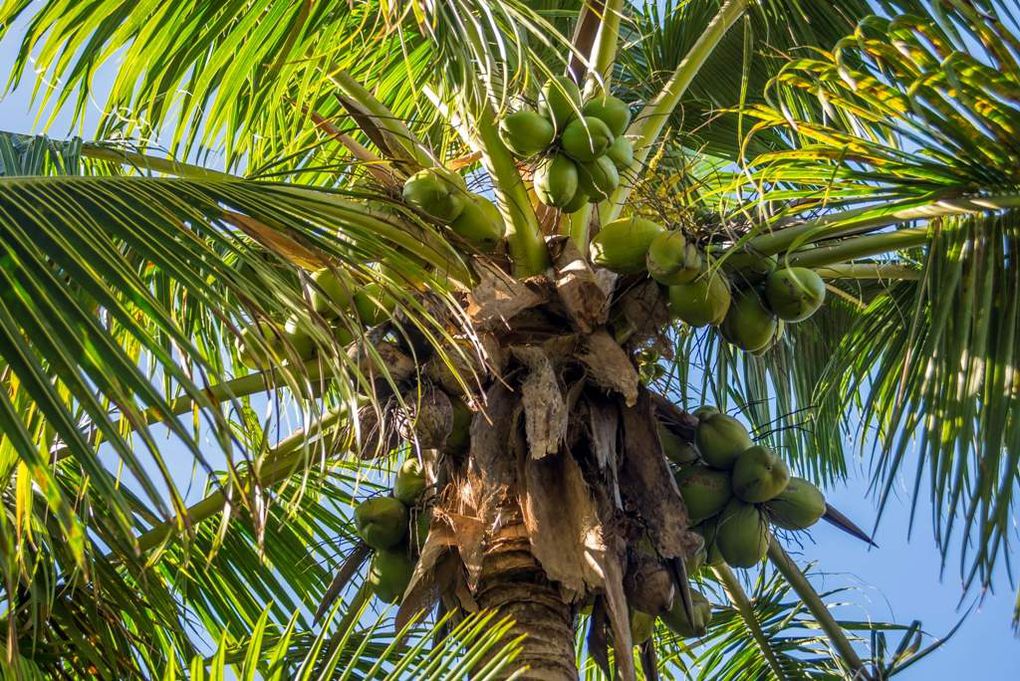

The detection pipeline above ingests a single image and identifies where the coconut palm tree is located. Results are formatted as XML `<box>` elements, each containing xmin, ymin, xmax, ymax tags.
<box><xmin>0</xmin><ymin>0</ymin><xmax>1016</xmax><ymax>678</ymax></box>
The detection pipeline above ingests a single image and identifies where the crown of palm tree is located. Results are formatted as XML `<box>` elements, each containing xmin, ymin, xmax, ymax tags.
<box><xmin>0</xmin><ymin>0</ymin><xmax>1016</xmax><ymax>678</ymax></box>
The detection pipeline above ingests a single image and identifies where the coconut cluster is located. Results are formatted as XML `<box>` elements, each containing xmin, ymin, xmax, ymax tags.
<box><xmin>718</xmin><ymin>252</ymin><xmax>827</xmax><ymax>354</ymax></box>
<box><xmin>235</xmin><ymin>267</ymin><xmax>395</xmax><ymax>371</ymax></box>
<box><xmin>660</xmin><ymin>408</ymin><xmax>826</xmax><ymax>571</ymax></box>
<box><xmin>354</xmin><ymin>459</ymin><xmax>432</xmax><ymax>603</ymax></box>
<box><xmin>587</xmin><ymin>216</ymin><xmax>827</xmax><ymax>355</ymax></box>
<box><xmin>497</xmin><ymin>76</ymin><xmax>635</xmax><ymax>211</ymax></box>
<box><xmin>402</xmin><ymin>167</ymin><xmax>505</xmax><ymax>252</ymax></box>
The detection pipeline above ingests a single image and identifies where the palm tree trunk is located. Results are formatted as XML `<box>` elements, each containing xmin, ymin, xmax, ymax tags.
<box><xmin>475</xmin><ymin>506</ymin><xmax>578</xmax><ymax>680</ymax></box>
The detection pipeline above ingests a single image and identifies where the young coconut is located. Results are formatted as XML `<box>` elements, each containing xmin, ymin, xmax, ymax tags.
<box><xmin>764</xmin><ymin>477</ymin><xmax>826</xmax><ymax>530</ymax></box>
<box><xmin>559</xmin><ymin>188</ymin><xmax>590</xmax><ymax>213</ymax></box>
<box><xmin>308</xmin><ymin>268</ymin><xmax>354</xmax><ymax>318</ymax></box>
<box><xmin>731</xmin><ymin>445</ymin><xmax>790</xmax><ymax>503</ymax></box>
<box><xmin>355</xmin><ymin>497</ymin><xmax>409</xmax><ymax>550</ymax></box>
<box><xmin>629</xmin><ymin>609</ymin><xmax>657</xmax><ymax>645</ymax></box>
<box><xmin>668</xmin><ymin>270</ymin><xmax>731</xmax><ymax>327</ymax></box>
<box><xmin>719</xmin><ymin>289</ymin><xmax>779</xmax><ymax>352</ymax></box>
<box><xmin>560</xmin><ymin>115</ymin><xmax>614</xmax><ymax>162</ymax></box>
<box><xmin>675</xmin><ymin>465</ymin><xmax>733</xmax><ymax>523</ymax></box>
<box><xmin>282</xmin><ymin>315</ymin><xmax>316</xmax><ymax>361</ymax></box>
<box><xmin>716</xmin><ymin>499</ymin><xmax>771</xmax><ymax>568</ymax></box>
<box><xmin>605</xmin><ymin>135</ymin><xmax>634</xmax><ymax>169</ymax></box>
<box><xmin>662</xmin><ymin>589</ymin><xmax>712</xmax><ymax>638</ymax></box>
<box><xmin>368</xmin><ymin>547</ymin><xmax>415</xmax><ymax>604</ymax></box>
<box><xmin>577</xmin><ymin>155</ymin><xmax>620</xmax><ymax>202</ymax></box>
<box><xmin>393</xmin><ymin>458</ymin><xmax>427</xmax><ymax>505</ymax></box>
<box><xmin>764</xmin><ymin>267</ymin><xmax>826</xmax><ymax>322</ymax></box>
<box><xmin>693</xmin><ymin>517</ymin><xmax>725</xmax><ymax>566</ymax></box>
<box><xmin>533</xmin><ymin>154</ymin><xmax>579</xmax><ymax>208</ymax></box>
<box><xmin>402</xmin><ymin>168</ymin><xmax>467</xmax><ymax>222</ymax></box>
<box><xmin>450</xmin><ymin>194</ymin><xmax>505</xmax><ymax>251</ymax></box>
<box><xmin>582</xmin><ymin>95</ymin><xmax>632</xmax><ymax>136</ymax></box>
<box><xmin>352</xmin><ymin>282</ymin><xmax>396</xmax><ymax>327</ymax></box>
<box><xmin>537</xmin><ymin>75</ymin><xmax>582</xmax><ymax>131</ymax></box>
<box><xmin>656</xmin><ymin>422</ymin><xmax>699</xmax><ymax>464</ymax></box>
<box><xmin>498</xmin><ymin>109</ymin><xmax>555</xmax><ymax>158</ymax></box>
<box><xmin>647</xmin><ymin>231</ymin><xmax>703</xmax><ymax>285</ymax></box>
<box><xmin>722</xmin><ymin>249</ymin><xmax>777</xmax><ymax>285</ymax></box>
<box><xmin>444</xmin><ymin>397</ymin><xmax>473</xmax><ymax>455</ymax></box>
<box><xmin>692</xmin><ymin>405</ymin><xmax>720</xmax><ymax>420</ymax></box>
<box><xmin>590</xmin><ymin>217</ymin><xmax>665</xmax><ymax>274</ymax></box>
<box><xmin>694</xmin><ymin>412</ymin><xmax>752</xmax><ymax>469</ymax></box>
<box><xmin>397</xmin><ymin>389</ymin><xmax>454</xmax><ymax>451</ymax></box>
<box><xmin>236</xmin><ymin>320</ymin><xmax>281</xmax><ymax>371</ymax></box>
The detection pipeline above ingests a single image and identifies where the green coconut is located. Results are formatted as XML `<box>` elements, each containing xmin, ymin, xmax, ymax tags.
<box><xmin>560</xmin><ymin>188</ymin><xmax>590</xmax><ymax>213</ymax></box>
<box><xmin>236</xmin><ymin>320</ymin><xmax>280</xmax><ymax>370</ymax></box>
<box><xmin>582</xmin><ymin>95</ymin><xmax>631</xmax><ymax>137</ymax></box>
<box><xmin>605</xmin><ymin>135</ymin><xmax>634</xmax><ymax>169</ymax></box>
<box><xmin>656</xmin><ymin>422</ymin><xmax>699</xmax><ymax>465</ymax></box>
<box><xmin>722</xmin><ymin>249</ymin><xmax>777</xmax><ymax>285</ymax></box>
<box><xmin>560</xmin><ymin>115</ymin><xmax>614</xmax><ymax>162</ymax></box>
<box><xmin>332</xmin><ymin>319</ymin><xmax>356</xmax><ymax>347</ymax></box>
<box><xmin>444</xmin><ymin>397</ymin><xmax>472</xmax><ymax>455</ymax></box>
<box><xmin>393</xmin><ymin>458</ymin><xmax>427</xmax><ymax>505</ymax></box>
<box><xmin>352</xmin><ymin>282</ymin><xmax>396</xmax><ymax>327</ymax></box>
<box><xmin>647</xmin><ymin>231</ymin><xmax>702</xmax><ymax>285</ymax></box>
<box><xmin>719</xmin><ymin>289</ymin><xmax>778</xmax><ymax>352</ymax></box>
<box><xmin>282</xmin><ymin>315</ymin><xmax>316</xmax><ymax>361</ymax></box>
<box><xmin>629</xmin><ymin>609</ymin><xmax>657</xmax><ymax>645</ymax></box>
<box><xmin>675</xmin><ymin>465</ymin><xmax>733</xmax><ymax>523</ymax></box>
<box><xmin>668</xmin><ymin>271</ymin><xmax>731</xmax><ymax>327</ymax></box>
<box><xmin>694</xmin><ymin>412</ymin><xmax>752</xmax><ymax>470</ymax></box>
<box><xmin>368</xmin><ymin>547</ymin><xmax>415</xmax><ymax>604</ymax></box>
<box><xmin>731</xmin><ymin>445</ymin><xmax>790</xmax><ymax>503</ymax></box>
<box><xmin>534</xmin><ymin>154</ymin><xmax>579</xmax><ymax>208</ymax></box>
<box><xmin>577</xmin><ymin>155</ymin><xmax>620</xmax><ymax>201</ymax></box>
<box><xmin>450</xmin><ymin>194</ymin><xmax>505</xmax><ymax>251</ymax></box>
<box><xmin>537</xmin><ymin>76</ymin><xmax>582</xmax><ymax>131</ymax></box>
<box><xmin>354</xmin><ymin>497</ymin><xmax>409</xmax><ymax>550</ymax></box>
<box><xmin>685</xmin><ymin>537</ymin><xmax>707</xmax><ymax>575</ymax></box>
<box><xmin>764</xmin><ymin>267</ymin><xmax>826</xmax><ymax>322</ymax></box>
<box><xmin>309</xmin><ymin>268</ymin><xmax>354</xmax><ymax>318</ymax></box>
<box><xmin>498</xmin><ymin>109</ymin><xmax>555</xmax><ymax>158</ymax></box>
<box><xmin>693</xmin><ymin>517</ymin><xmax>724</xmax><ymax>566</ymax></box>
<box><xmin>764</xmin><ymin>477</ymin><xmax>826</xmax><ymax>530</ymax></box>
<box><xmin>662</xmin><ymin>589</ymin><xmax>712</xmax><ymax>638</ymax></box>
<box><xmin>590</xmin><ymin>217</ymin><xmax>665</xmax><ymax>274</ymax></box>
<box><xmin>402</xmin><ymin>168</ymin><xmax>467</xmax><ymax>222</ymax></box>
<box><xmin>692</xmin><ymin>405</ymin><xmax>720</xmax><ymax>420</ymax></box>
<box><xmin>716</xmin><ymin>499</ymin><xmax>770</xmax><ymax>568</ymax></box>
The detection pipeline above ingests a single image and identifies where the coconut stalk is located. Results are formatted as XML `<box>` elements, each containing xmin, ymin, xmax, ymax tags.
<box><xmin>712</xmin><ymin>564</ymin><xmax>790</xmax><ymax>681</ymax></box>
<box><xmin>80</xmin><ymin>144</ymin><xmax>234</xmax><ymax>180</ymax></box>
<box><xmin>748</xmin><ymin>193</ymin><xmax>1020</xmax><ymax>257</ymax></box>
<box><xmin>328</xmin><ymin>69</ymin><xmax>432</xmax><ymax>170</ymax></box>
<box><xmin>786</xmin><ymin>229</ymin><xmax>928</xmax><ymax>269</ymax></box>
<box><xmin>564</xmin><ymin>0</ymin><xmax>626</xmax><ymax>248</ymax></box>
<box><xmin>471</xmin><ymin>104</ymin><xmax>550</xmax><ymax>276</ymax></box>
<box><xmin>602</xmin><ymin>0</ymin><xmax>749</xmax><ymax>224</ymax></box>
<box><xmin>815</xmin><ymin>263</ymin><xmax>922</xmax><ymax>281</ymax></box>
<box><xmin>136</xmin><ymin>405</ymin><xmax>350</xmax><ymax>553</ymax></box>
<box><xmin>767</xmin><ymin>540</ymin><xmax>868</xmax><ymax>679</ymax></box>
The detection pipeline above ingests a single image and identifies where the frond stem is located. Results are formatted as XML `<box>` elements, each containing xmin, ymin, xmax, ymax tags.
<box><xmin>767</xmin><ymin>540</ymin><xmax>868</xmax><ymax>679</ymax></box>
<box><xmin>748</xmin><ymin>193</ymin><xmax>1020</xmax><ymax>256</ymax></box>
<box><xmin>602</xmin><ymin>0</ymin><xmax>749</xmax><ymax>223</ymax></box>
<box><xmin>786</xmin><ymin>229</ymin><xmax>927</xmax><ymax>269</ymax></box>
<box><xmin>713</xmin><ymin>563</ymin><xmax>790</xmax><ymax>681</ymax></box>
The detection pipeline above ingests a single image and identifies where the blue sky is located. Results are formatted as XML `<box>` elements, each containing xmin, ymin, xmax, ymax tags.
<box><xmin>0</xmin><ymin>8</ymin><xmax>1017</xmax><ymax>679</ymax></box>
